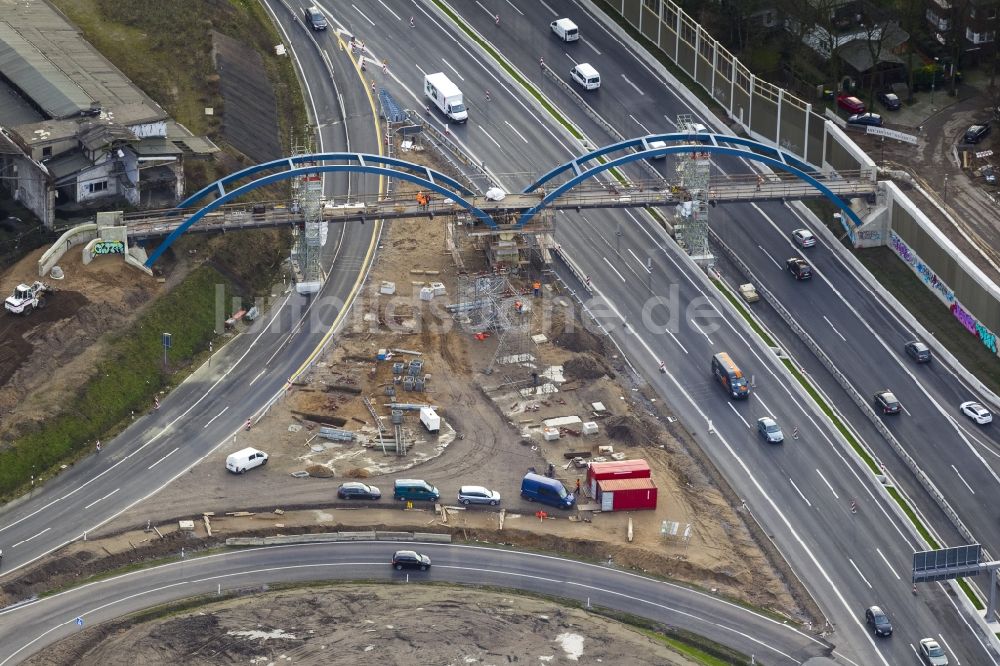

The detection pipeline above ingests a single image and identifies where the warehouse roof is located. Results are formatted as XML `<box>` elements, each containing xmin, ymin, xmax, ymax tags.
<box><xmin>0</xmin><ymin>0</ymin><xmax>165</xmax><ymax>122</ymax></box>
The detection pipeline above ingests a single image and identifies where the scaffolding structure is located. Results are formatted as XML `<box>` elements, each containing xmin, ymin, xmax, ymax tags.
<box><xmin>290</xmin><ymin>134</ymin><xmax>326</xmax><ymax>294</ymax></box>
<box><xmin>672</xmin><ymin>114</ymin><xmax>713</xmax><ymax>264</ymax></box>
<box><xmin>449</xmin><ymin>272</ymin><xmax>533</xmax><ymax>378</ymax></box>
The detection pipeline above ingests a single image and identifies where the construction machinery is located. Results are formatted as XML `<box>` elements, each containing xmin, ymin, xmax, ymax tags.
<box><xmin>5</xmin><ymin>281</ymin><xmax>51</xmax><ymax>315</ymax></box>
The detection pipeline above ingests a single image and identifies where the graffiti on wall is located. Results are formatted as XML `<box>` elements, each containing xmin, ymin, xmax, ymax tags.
<box><xmin>857</xmin><ymin>229</ymin><xmax>881</xmax><ymax>242</ymax></box>
<box><xmin>93</xmin><ymin>241</ymin><xmax>125</xmax><ymax>255</ymax></box>
<box><xmin>890</xmin><ymin>231</ymin><xmax>999</xmax><ymax>357</ymax></box>
<box><xmin>889</xmin><ymin>232</ymin><xmax>955</xmax><ymax>304</ymax></box>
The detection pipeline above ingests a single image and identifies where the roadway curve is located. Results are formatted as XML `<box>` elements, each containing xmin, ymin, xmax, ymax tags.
<box><xmin>0</xmin><ymin>5</ymin><xmax>379</xmax><ymax>575</ymax></box>
<box><xmin>0</xmin><ymin>541</ymin><xmax>830</xmax><ymax>665</ymax></box>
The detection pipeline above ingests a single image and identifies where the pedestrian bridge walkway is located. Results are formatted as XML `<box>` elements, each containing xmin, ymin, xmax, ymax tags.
<box><xmin>124</xmin><ymin>169</ymin><xmax>876</xmax><ymax>241</ymax></box>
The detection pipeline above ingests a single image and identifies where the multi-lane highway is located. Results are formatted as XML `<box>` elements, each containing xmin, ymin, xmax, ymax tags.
<box><xmin>0</xmin><ymin>5</ymin><xmax>381</xmax><ymax>576</ymax></box>
<box><xmin>325</xmin><ymin>0</ymin><xmax>1000</xmax><ymax>663</ymax></box>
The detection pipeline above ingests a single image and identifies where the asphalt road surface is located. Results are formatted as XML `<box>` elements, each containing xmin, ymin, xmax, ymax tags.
<box><xmin>0</xmin><ymin>541</ymin><xmax>831</xmax><ymax>665</ymax></box>
<box><xmin>325</xmin><ymin>1</ymin><xmax>1000</xmax><ymax>664</ymax></box>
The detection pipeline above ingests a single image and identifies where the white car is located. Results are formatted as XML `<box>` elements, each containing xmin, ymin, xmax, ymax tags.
<box><xmin>960</xmin><ymin>401</ymin><xmax>993</xmax><ymax>424</ymax></box>
<box><xmin>792</xmin><ymin>228</ymin><xmax>816</xmax><ymax>247</ymax></box>
<box><xmin>919</xmin><ymin>638</ymin><xmax>949</xmax><ymax>665</ymax></box>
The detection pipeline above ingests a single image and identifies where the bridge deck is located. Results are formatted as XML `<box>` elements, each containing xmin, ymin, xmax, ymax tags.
<box><xmin>123</xmin><ymin>170</ymin><xmax>875</xmax><ymax>240</ymax></box>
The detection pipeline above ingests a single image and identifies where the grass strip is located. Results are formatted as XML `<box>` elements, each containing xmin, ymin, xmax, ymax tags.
<box><xmin>885</xmin><ymin>487</ymin><xmax>939</xmax><ymax>550</ymax></box>
<box><xmin>0</xmin><ymin>266</ymin><xmax>235</xmax><ymax>499</ymax></box>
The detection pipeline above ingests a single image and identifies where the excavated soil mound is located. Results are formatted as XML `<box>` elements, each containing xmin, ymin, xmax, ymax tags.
<box><xmin>605</xmin><ymin>414</ymin><xmax>659</xmax><ymax>446</ymax></box>
<box><xmin>305</xmin><ymin>464</ymin><xmax>335</xmax><ymax>478</ymax></box>
<box><xmin>563</xmin><ymin>354</ymin><xmax>615</xmax><ymax>381</ymax></box>
<box><xmin>551</xmin><ymin>319</ymin><xmax>605</xmax><ymax>355</ymax></box>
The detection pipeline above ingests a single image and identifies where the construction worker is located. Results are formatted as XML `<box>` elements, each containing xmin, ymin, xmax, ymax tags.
<box><xmin>533</xmin><ymin>281</ymin><xmax>541</xmax><ymax>297</ymax></box>
<box><xmin>575</xmin><ymin>478</ymin><xmax>581</xmax><ymax>495</ymax></box>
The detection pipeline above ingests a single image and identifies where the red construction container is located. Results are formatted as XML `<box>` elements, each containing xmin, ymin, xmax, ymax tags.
<box><xmin>587</xmin><ymin>459</ymin><xmax>651</xmax><ymax>497</ymax></box>
<box><xmin>596</xmin><ymin>478</ymin><xmax>657</xmax><ymax>511</ymax></box>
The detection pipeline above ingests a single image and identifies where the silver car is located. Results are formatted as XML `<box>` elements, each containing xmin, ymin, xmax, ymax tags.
<box><xmin>919</xmin><ymin>638</ymin><xmax>949</xmax><ymax>665</ymax></box>
<box><xmin>458</xmin><ymin>485</ymin><xmax>501</xmax><ymax>506</ymax></box>
<box><xmin>757</xmin><ymin>417</ymin><xmax>784</xmax><ymax>443</ymax></box>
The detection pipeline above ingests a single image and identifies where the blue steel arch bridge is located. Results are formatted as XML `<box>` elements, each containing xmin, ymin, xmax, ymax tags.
<box><xmin>125</xmin><ymin>133</ymin><xmax>876</xmax><ymax>269</ymax></box>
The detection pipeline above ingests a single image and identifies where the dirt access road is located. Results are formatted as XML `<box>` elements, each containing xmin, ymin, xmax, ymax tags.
<box><xmin>25</xmin><ymin>585</ymin><xmax>698</xmax><ymax>665</ymax></box>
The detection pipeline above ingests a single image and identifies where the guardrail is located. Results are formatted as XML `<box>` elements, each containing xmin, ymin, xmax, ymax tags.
<box><xmin>709</xmin><ymin>229</ymin><xmax>978</xmax><ymax>550</ymax></box>
<box><xmin>226</xmin><ymin>530</ymin><xmax>453</xmax><ymax>546</ymax></box>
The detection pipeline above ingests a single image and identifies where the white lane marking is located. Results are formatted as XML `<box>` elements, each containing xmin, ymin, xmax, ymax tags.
<box><xmin>848</xmin><ymin>558</ymin><xmax>873</xmax><ymax>589</ymax></box>
<box><xmin>83</xmin><ymin>488</ymin><xmax>120</xmax><ymax>511</ymax></box>
<box><xmin>203</xmin><ymin>406</ymin><xmax>230</xmax><ymax>429</ymax></box>
<box><xmin>816</xmin><ymin>469</ymin><xmax>840</xmax><ymax>499</ymax></box>
<box><xmin>582</xmin><ymin>38</ymin><xmax>602</xmax><ymax>55</ymax></box>
<box><xmin>757</xmin><ymin>202</ymin><xmax>1000</xmax><ymax>495</ymax></box>
<box><xmin>690</xmin><ymin>318</ymin><xmax>713</xmax><ymax>345</ymax></box>
<box><xmin>628</xmin><ymin>248</ymin><xmax>651</xmax><ymax>272</ymax></box>
<box><xmin>565</xmin><ymin>52</ymin><xmax>579</xmax><ymax>66</ymax></box>
<box><xmin>938</xmin><ymin>578</ymin><xmax>992</xmax><ymax>664</ymax></box>
<box><xmin>479</xmin><ymin>125</ymin><xmax>502</xmax><ymax>149</ymax></box>
<box><xmin>665</xmin><ymin>328</ymin><xmax>689</xmax><ymax>354</ymax></box>
<box><xmin>757</xmin><ymin>244</ymin><xmax>782</xmax><ymax>269</ymax></box>
<box><xmin>952</xmin><ymin>464</ymin><xmax>976</xmax><ymax>494</ymax></box>
<box><xmin>901</xmin><ymin>403</ymin><xmax>912</xmax><ymax>417</ymax></box>
<box><xmin>475</xmin><ymin>1</ymin><xmax>491</xmax><ymax>17</ymax></box>
<box><xmin>620</xmin><ymin>74</ymin><xmax>644</xmax><ymax>95</ymax></box>
<box><xmin>557</xmin><ymin>267</ymin><xmax>893</xmax><ymax>664</ymax></box>
<box><xmin>727</xmin><ymin>403</ymin><xmax>750</xmax><ymax>429</ymax></box>
<box><xmin>415</xmin><ymin>63</ymin><xmax>426</xmax><ymax>76</ymax></box>
<box><xmin>629</xmin><ymin>114</ymin><xmax>651</xmax><ymax>134</ymax></box>
<box><xmin>376</xmin><ymin>0</ymin><xmax>401</xmax><ymax>21</ymax></box>
<box><xmin>351</xmin><ymin>4</ymin><xmax>375</xmax><ymax>26</ymax></box>
<box><xmin>441</xmin><ymin>57</ymin><xmax>464</xmax><ymax>80</ymax></box>
<box><xmin>602</xmin><ymin>256</ymin><xmax>626</xmax><ymax>282</ymax></box>
<box><xmin>539</xmin><ymin>0</ymin><xmax>558</xmax><ymax>15</ymax></box>
<box><xmin>662</xmin><ymin>115</ymin><xmax>678</xmax><ymax>128</ymax></box>
<box><xmin>875</xmin><ymin>547</ymin><xmax>900</xmax><ymax>580</ymax></box>
<box><xmin>937</xmin><ymin>634</ymin><xmax>961</xmax><ymax>666</ymax></box>
<box><xmin>503</xmin><ymin>120</ymin><xmax>529</xmax><ymax>143</ymax></box>
<box><xmin>788</xmin><ymin>478</ymin><xmax>812</xmax><ymax>507</ymax></box>
<box><xmin>504</xmin><ymin>0</ymin><xmax>524</xmax><ymax>16</ymax></box>
<box><xmin>148</xmin><ymin>447</ymin><xmax>179</xmax><ymax>470</ymax></box>
<box><xmin>953</xmin><ymin>422</ymin><xmax>1000</xmax><ymax>460</ymax></box>
<box><xmin>248</xmin><ymin>369</ymin><xmax>267</xmax><ymax>387</ymax></box>
<box><xmin>11</xmin><ymin>528</ymin><xmax>50</xmax><ymax>548</ymax></box>
<box><xmin>822</xmin><ymin>315</ymin><xmax>847</xmax><ymax>342</ymax></box>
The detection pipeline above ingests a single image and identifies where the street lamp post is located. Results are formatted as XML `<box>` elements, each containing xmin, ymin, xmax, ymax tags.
<box><xmin>944</xmin><ymin>174</ymin><xmax>949</xmax><ymax>202</ymax></box>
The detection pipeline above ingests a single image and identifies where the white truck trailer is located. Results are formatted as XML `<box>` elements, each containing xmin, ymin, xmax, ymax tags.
<box><xmin>424</xmin><ymin>73</ymin><xmax>467</xmax><ymax>123</ymax></box>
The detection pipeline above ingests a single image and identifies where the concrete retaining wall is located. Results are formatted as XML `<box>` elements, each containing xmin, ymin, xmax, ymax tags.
<box><xmin>225</xmin><ymin>531</ymin><xmax>453</xmax><ymax>547</ymax></box>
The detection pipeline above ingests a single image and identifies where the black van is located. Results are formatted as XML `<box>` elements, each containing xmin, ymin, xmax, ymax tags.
<box><xmin>712</xmin><ymin>352</ymin><xmax>749</xmax><ymax>399</ymax></box>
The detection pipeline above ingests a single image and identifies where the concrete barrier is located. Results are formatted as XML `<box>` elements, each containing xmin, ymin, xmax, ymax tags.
<box><xmin>37</xmin><ymin>224</ymin><xmax>98</xmax><ymax>277</ymax></box>
<box><xmin>225</xmin><ymin>531</ymin><xmax>452</xmax><ymax>547</ymax></box>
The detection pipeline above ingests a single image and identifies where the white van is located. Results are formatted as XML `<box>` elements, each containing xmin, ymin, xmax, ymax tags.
<box><xmin>226</xmin><ymin>447</ymin><xmax>268</xmax><ymax>474</ymax></box>
<box><xmin>424</xmin><ymin>72</ymin><xmax>467</xmax><ymax>123</ymax></box>
<box><xmin>551</xmin><ymin>18</ymin><xmax>579</xmax><ymax>42</ymax></box>
<box><xmin>570</xmin><ymin>63</ymin><xmax>600</xmax><ymax>90</ymax></box>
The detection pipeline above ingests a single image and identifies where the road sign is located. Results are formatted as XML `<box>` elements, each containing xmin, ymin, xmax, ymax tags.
<box><xmin>912</xmin><ymin>544</ymin><xmax>982</xmax><ymax>582</ymax></box>
<box><xmin>161</xmin><ymin>332</ymin><xmax>172</xmax><ymax>349</ymax></box>
<box><xmin>75</xmin><ymin>616</ymin><xmax>84</xmax><ymax>626</ymax></box>
<box><xmin>866</xmin><ymin>126</ymin><xmax>917</xmax><ymax>144</ymax></box>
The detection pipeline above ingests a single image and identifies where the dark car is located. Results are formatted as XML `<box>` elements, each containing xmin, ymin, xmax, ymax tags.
<box><xmin>847</xmin><ymin>113</ymin><xmax>883</xmax><ymax>127</ymax></box>
<box><xmin>302</xmin><ymin>5</ymin><xmax>327</xmax><ymax>30</ymax></box>
<box><xmin>904</xmin><ymin>340</ymin><xmax>931</xmax><ymax>363</ymax></box>
<box><xmin>865</xmin><ymin>605</ymin><xmax>893</xmax><ymax>637</ymax></box>
<box><xmin>786</xmin><ymin>257</ymin><xmax>813</xmax><ymax>280</ymax></box>
<box><xmin>874</xmin><ymin>390</ymin><xmax>901</xmax><ymax>415</ymax></box>
<box><xmin>392</xmin><ymin>550</ymin><xmax>431</xmax><ymax>571</ymax></box>
<box><xmin>337</xmin><ymin>482</ymin><xmax>381</xmax><ymax>500</ymax></box>
<box><xmin>964</xmin><ymin>123</ymin><xmax>991</xmax><ymax>144</ymax></box>
<box><xmin>877</xmin><ymin>91</ymin><xmax>901</xmax><ymax>110</ymax></box>
<box><xmin>984</xmin><ymin>165</ymin><xmax>997</xmax><ymax>185</ymax></box>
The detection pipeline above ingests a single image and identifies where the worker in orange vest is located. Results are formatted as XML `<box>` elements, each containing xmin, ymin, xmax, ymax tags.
<box><xmin>533</xmin><ymin>281</ymin><xmax>541</xmax><ymax>297</ymax></box>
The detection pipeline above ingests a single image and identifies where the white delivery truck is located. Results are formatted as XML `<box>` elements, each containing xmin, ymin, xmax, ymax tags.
<box><xmin>424</xmin><ymin>73</ymin><xmax>468</xmax><ymax>123</ymax></box>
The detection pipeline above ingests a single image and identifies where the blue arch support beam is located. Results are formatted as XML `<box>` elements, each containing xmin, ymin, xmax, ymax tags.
<box><xmin>143</xmin><ymin>153</ymin><xmax>493</xmax><ymax>267</ymax></box>
<box><xmin>520</xmin><ymin>133</ymin><xmax>867</xmax><ymax>229</ymax></box>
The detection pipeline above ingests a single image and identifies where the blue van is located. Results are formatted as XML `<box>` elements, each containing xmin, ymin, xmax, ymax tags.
<box><xmin>393</xmin><ymin>479</ymin><xmax>440</xmax><ymax>502</ymax></box>
<box><xmin>520</xmin><ymin>472</ymin><xmax>576</xmax><ymax>509</ymax></box>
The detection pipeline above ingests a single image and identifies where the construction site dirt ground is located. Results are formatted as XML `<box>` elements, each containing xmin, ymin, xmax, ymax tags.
<box><xmin>24</xmin><ymin>584</ymin><xmax>700</xmax><ymax>666</ymax></box>
<box><xmin>6</xmin><ymin>148</ymin><xmax>807</xmax><ymax>623</ymax></box>
<box><xmin>1</xmin><ymin>149</ymin><xmax>813</xmax><ymax>662</ymax></box>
